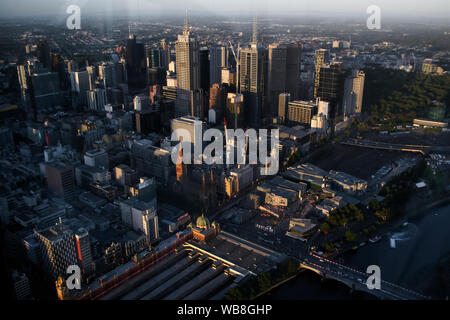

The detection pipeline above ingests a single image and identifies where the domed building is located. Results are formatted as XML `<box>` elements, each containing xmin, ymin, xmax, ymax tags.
<box><xmin>191</xmin><ymin>214</ymin><xmax>219</xmax><ymax>242</ymax></box>
<box><xmin>196</xmin><ymin>214</ymin><xmax>210</xmax><ymax>229</ymax></box>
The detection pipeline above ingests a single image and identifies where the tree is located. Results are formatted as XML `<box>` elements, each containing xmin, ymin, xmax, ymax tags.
<box><xmin>324</xmin><ymin>243</ymin><xmax>335</xmax><ymax>252</ymax></box>
<box><xmin>257</xmin><ymin>272</ymin><xmax>272</xmax><ymax>292</ymax></box>
<box><xmin>368</xmin><ymin>198</ymin><xmax>381</xmax><ymax>211</ymax></box>
<box><xmin>224</xmin><ymin>287</ymin><xmax>245</xmax><ymax>300</ymax></box>
<box><xmin>376</xmin><ymin>208</ymin><xmax>390</xmax><ymax>222</ymax></box>
<box><xmin>320</xmin><ymin>223</ymin><xmax>331</xmax><ymax>233</ymax></box>
<box><xmin>357</xmin><ymin>122</ymin><xmax>369</xmax><ymax>133</ymax></box>
<box><xmin>345</xmin><ymin>231</ymin><xmax>357</xmax><ymax>243</ymax></box>
<box><xmin>287</xmin><ymin>151</ymin><xmax>301</xmax><ymax>165</ymax></box>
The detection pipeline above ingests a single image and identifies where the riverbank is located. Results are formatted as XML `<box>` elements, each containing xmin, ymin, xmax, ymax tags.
<box><xmin>255</xmin><ymin>198</ymin><xmax>449</xmax><ymax>300</ymax></box>
<box><xmin>343</xmin><ymin>203</ymin><xmax>450</xmax><ymax>299</ymax></box>
<box><xmin>253</xmin><ymin>269</ymin><xmax>303</xmax><ymax>300</ymax></box>
<box><xmin>328</xmin><ymin>192</ymin><xmax>450</xmax><ymax>258</ymax></box>
<box><xmin>258</xmin><ymin>267</ymin><xmax>378</xmax><ymax>300</ymax></box>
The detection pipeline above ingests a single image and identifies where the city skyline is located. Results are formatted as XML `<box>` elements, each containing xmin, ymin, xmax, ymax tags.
<box><xmin>0</xmin><ymin>0</ymin><xmax>449</xmax><ymax>305</ymax></box>
<box><xmin>0</xmin><ymin>0</ymin><xmax>449</xmax><ymax>21</ymax></box>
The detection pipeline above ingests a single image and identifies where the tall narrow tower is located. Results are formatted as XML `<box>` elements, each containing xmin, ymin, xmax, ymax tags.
<box><xmin>314</xmin><ymin>49</ymin><xmax>329</xmax><ymax>99</ymax></box>
<box><xmin>239</xmin><ymin>15</ymin><xmax>267</xmax><ymax>127</ymax></box>
<box><xmin>175</xmin><ymin>9</ymin><xmax>200</xmax><ymax>117</ymax></box>
<box><xmin>252</xmin><ymin>16</ymin><xmax>258</xmax><ymax>46</ymax></box>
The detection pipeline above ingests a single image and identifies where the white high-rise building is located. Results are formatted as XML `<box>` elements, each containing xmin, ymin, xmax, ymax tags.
<box><xmin>311</xmin><ymin>114</ymin><xmax>328</xmax><ymax>133</ymax></box>
<box><xmin>132</xmin><ymin>205</ymin><xmax>159</xmax><ymax>243</ymax></box>
<box><xmin>318</xmin><ymin>100</ymin><xmax>329</xmax><ymax>118</ymax></box>
<box><xmin>343</xmin><ymin>70</ymin><xmax>365</xmax><ymax>117</ymax></box>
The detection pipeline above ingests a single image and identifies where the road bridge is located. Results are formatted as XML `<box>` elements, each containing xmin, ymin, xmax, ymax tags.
<box><xmin>341</xmin><ymin>138</ymin><xmax>450</xmax><ymax>154</ymax></box>
<box><xmin>300</xmin><ymin>252</ymin><xmax>429</xmax><ymax>300</ymax></box>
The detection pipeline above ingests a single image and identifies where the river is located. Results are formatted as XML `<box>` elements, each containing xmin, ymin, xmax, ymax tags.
<box><xmin>261</xmin><ymin>204</ymin><xmax>450</xmax><ymax>300</ymax></box>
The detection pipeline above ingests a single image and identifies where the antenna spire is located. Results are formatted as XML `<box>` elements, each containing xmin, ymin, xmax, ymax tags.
<box><xmin>184</xmin><ymin>9</ymin><xmax>190</xmax><ymax>34</ymax></box>
<box><xmin>252</xmin><ymin>15</ymin><xmax>258</xmax><ymax>45</ymax></box>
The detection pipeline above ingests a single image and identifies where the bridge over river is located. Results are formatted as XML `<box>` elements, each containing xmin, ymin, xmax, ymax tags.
<box><xmin>341</xmin><ymin>138</ymin><xmax>450</xmax><ymax>154</ymax></box>
<box><xmin>299</xmin><ymin>252</ymin><xmax>429</xmax><ymax>300</ymax></box>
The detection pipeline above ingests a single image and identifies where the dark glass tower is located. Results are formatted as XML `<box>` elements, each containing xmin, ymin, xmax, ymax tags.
<box><xmin>126</xmin><ymin>34</ymin><xmax>146</xmax><ymax>91</ymax></box>
<box><xmin>317</xmin><ymin>62</ymin><xmax>344</xmax><ymax>119</ymax></box>
<box><xmin>37</xmin><ymin>40</ymin><xmax>51</xmax><ymax>70</ymax></box>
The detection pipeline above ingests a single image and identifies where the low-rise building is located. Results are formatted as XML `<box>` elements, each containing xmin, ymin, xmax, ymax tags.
<box><xmin>285</xmin><ymin>218</ymin><xmax>317</xmax><ymax>240</ymax></box>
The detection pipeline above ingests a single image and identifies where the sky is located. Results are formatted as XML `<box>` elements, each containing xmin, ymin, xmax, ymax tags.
<box><xmin>0</xmin><ymin>0</ymin><xmax>449</xmax><ymax>20</ymax></box>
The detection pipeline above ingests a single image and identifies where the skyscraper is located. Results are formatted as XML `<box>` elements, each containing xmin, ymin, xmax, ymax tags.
<box><xmin>268</xmin><ymin>43</ymin><xmax>287</xmax><ymax>115</ymax></box>
<box><xmin>160</xmin><ymin>39</ymin><xmax>170</xmax><ymax>70</ymax></box>
<box><xmin>99</xmin><ymin>62</ymin><xmax>113</xmax><ymax>88</ymax></box>
<box><xmin>30</xmin><ymin>71</ymin><xmax>62</xmax><ymax>110</ymax></box>
<box><xmin>343</xmin><ymin>70</ymin><xmax>365</xmax><ymax>116</ymax></box>
<box><xmin>267</xmin><ymin>43</ymin><xmax>302</xmax><ymax>115</ymax></box>
<box><xmin>208</xmin><ymin>83</ymin><xmax>227</xmax><ymax>122</ymax></box>
<box><xmin>209</xmin><ymin>46</ymin><xmax>223</xmax><ymax>86</ymax></box>
<box><xmin>51</xmin><ymin>53</ymin><xmax>66</xmax><ymax>89</ymax></box>
<box><xmin>221</xmin><ymin>46</ymin><xmax>229</xmax><ymax>68</ymax></box>
<box><xmin>86</xmin><ymin>65</ymin><xmax>96</xmax><ymax>91</ymax></box>
<box><xmin>67</xmin><ymin>60</ymin><xmax>79</xmax><ymax>73</ymax></box>
<box><xmin>69</xmin><ymin>70</ymin><xmax>89</xmax><ymax>107</ymax></box>
<box><xmin>175</xmin><ymin>11</ymin><xmax>200</xmax><ymax>117</ymax></box>
<box><xmin>239</xmin><ymin>17</ymin><xmax>267</xmax><ymax>127</ymax></box>
<box><xmin>126</xmin><ymin>33</ymin><xmax>146</xmax><ymax>90</ymax></box>
<box><xmin>316</xmin><ymin>62</ymin><xmax>344</xmax><ymax>118</ymax></box>
<box><xmin>199</xmin><ymin>48</ymin><xmax>210</xmax><ymax>92</ymax></box>
<box><xmin>147</xmin><ymin>46</ymin><xmax>161</xmax><ymax>69</ymax></box>
<box><xmin>37</xmin><ymin>40</ymin><xmax>51</xmax><ymax>70</ymax></box>
<box><xmin>278</xmin><ymin>93</ymin><xmax>291</xmax><ymax>123</ymax></box>
<box><xmin>34</xmin><ymin>223</ymin><xmax>78</xmax><ymax>279</ymax></box>
<box><xmin>190</xmin><ymin>89</ymin><xmax>205</xmax><ymax>118</ymax></box>
<box><xmin>286</xmin><ymin>43</ymin><xmax>303</xmax><ymax>99</ymax></box>
<box><xmin>17</xmin><ymin>64</ymin><xmax>29</xmax><ymax>95</ymax></box>
<box><xmin>87</xmin><ymin>88</ymin><xmax>107</xmax><ymax>112</ymax></box>
<box><xmin>314</xmin><ymin>49</ymin><xmax>329</xmax><ymax>99</ymax></box>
